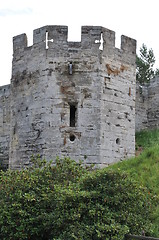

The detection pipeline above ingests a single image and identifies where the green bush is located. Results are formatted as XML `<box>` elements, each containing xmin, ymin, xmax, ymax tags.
<box><xmin>0</xmin><ymin>157</ymin><xmax>155</xmax><ymax>240</ymax></box>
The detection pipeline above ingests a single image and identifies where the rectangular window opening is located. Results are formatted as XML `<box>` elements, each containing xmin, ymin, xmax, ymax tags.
<box><xmin>70</xmin><ymin>104</ymin><xmax>77</xmax><ymax>127</ymax></box>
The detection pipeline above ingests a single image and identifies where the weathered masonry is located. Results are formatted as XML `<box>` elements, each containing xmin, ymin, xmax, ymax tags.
<box><xmin>136</xmin><ymin>77</ymin><xmax>159</xmax><ymax>131</ymax></box>
<box><xmin>0</xmin><ymin>25</ymin><xmax>136</xmax><ymax>169</ymax></box>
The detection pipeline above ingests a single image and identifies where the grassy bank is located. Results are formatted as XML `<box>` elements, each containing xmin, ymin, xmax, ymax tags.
<box><xmin>108</xmin><ymin>129</ymin><xmax>159</xmax><ymax>236</ymax></box>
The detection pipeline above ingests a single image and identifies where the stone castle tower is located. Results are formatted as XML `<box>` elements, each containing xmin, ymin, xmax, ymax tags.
<box><xmin>0</xmin><ymin>25</ymin><xmax>136</xmax><ymax>169</ymax></box>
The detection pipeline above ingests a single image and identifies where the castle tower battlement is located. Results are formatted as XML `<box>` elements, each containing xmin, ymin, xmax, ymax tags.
<box><xmin>13</xmin><ymin>25</ymin><xmax>136</xmax><ymax>58</ymax></box>
<box><xmin>0</xmin><ymin>25</ymin><xmax>136</xmax><ymax>169</ymax></box>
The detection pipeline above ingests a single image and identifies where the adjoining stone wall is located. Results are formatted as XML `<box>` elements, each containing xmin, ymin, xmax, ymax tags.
<box><xmin>135</xmin><ymin>83</ymin><xmax>149</xmax><ymax>132</ymax></box>
<box><xmin>0</xmin><ymin>85</ymin><xmax>10</xmax><ymax>168</ymax></box>
<box><xmin>147</xmin><ymin>77</ymin><xmax>159</xmax><ymax>129</ymax></box>
<box><xmin>135</xmin><ymin>77</ymin><xmax>159</xmax><ymax>132</ymax></box>
<box><xmin>0</xmin><ymin>25</ymin><xmax>137</xmax><ymax>169</ymax></box>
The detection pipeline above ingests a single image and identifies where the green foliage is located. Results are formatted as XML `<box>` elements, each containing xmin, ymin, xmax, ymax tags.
<box><xmin>136</xmin><ymin>43</ymin><xmax>159</xmax><ymax>83</ymax></box>
<box><xmin>109</xmin><ymin>129</ymin><xmax>159</xmax><ymax>237</ymax></box>
<box><xmin>0</xmin><ymin>156</ymin><xmax>154</xmax><ymax>240</ymax></box>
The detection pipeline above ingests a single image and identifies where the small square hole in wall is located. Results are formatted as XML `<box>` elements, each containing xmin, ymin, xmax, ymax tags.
<box><xmin>116</xmin><ymin>138</ymin><xmax>120</xmax><ymax>145</ymax></box>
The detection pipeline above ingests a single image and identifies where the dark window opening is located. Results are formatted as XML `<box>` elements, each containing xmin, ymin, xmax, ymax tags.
<box><xmin>70</xmin><ymin>104</ymin><xmax>77</xmax><ymax>127</ymax></box>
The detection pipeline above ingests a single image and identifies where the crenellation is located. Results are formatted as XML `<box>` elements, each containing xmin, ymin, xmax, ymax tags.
<box><xmin>102</xmin><ymin>27</ymin><xmax>115</xmax><ymax>48</ymax></box>
<box><xmin>121</xmin><ymin>35</ymin><xmax>136</xmax><ymax>55</ymax></box>
<box><xmin>33</xmin><ymin>25</ymin><xmax>68</xmax><ymax>50</ymax></box>
<box><xmin>47</xmin><ymin>25</ymin><xmax>68</xmax><ymax>43</ymax></box>
<box><xmin>13</xmin><ymin>33</ymin><xmax>28</xmax><ymax>52</ymax></box>
<box><xmin>12</xmin><ymin>25</ymin><xmax>137</xmax><ymax>66</ymax></box>
<box><xmin>81</xmin><ymin>26</ymin><xmax>102</xmax><ymax>38</ymax></box>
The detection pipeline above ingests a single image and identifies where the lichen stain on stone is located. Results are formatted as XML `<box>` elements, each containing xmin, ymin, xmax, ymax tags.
<box><xmin>63</xmin><ymin>130</ymin><xmax>81</xmax><ymax>139</ymax></box>
<box><xmin>64</xmin><ymin>136</ymin><xmax>67</xmax><ymax>145</ymax></box>
<box><xmin>82</xmin><ymin>88</ymin><xmax>92</xmax><ymax>99</ymax></box>
<box><xmin>12</xmin><ymin>134</ymin><xmax>19</xmax><ymax>147</ymax></box>
<box><xmin>120</xmin><ymin>64</ymin><xmax>128</xmax><ymax>72</ymax></box>
<box><xmin>106</xmin><ymin>64</ymin><xmax>128</xmax><ymax>76</ymax></box>
<box><xmin>59</xmin><ymin>125</ymin><xmax>67</xmax><ymax>129</ymax></box>
<box><xmin>60</xmin><ymin>112</ymin><xmax>65</xmax><ymax>122</ymax></box>
<box><xmin>60</xmin><ymin>85</ymin><xmax>70</xmax><ymax>94</ymax></box>
<box><xmin>60</xmin><ymin>84</ymin><xmax>76</xmax><ymax>103</ymax></box>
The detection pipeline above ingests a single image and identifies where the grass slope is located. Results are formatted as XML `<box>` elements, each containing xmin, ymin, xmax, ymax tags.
<box><xmin>108</xmin><ymin>129</ymin><xmax>159</xmax><ymax>236</ymax></box>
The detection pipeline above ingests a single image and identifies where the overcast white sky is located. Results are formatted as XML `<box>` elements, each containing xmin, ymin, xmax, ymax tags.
<box><xmin>0</xmin><ymin>0</ymin><xmax>159</xmax><ymax>86</ymax></box>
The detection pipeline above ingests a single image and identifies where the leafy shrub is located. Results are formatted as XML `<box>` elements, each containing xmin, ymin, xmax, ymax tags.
<box><xmin>0</xmin><ymin>157</ymin><xmax>155</xmax><ymax>240</ymax></box>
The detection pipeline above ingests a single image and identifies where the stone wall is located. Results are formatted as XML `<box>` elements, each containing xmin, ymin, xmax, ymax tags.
<box><xmin>135</xmin><ymin>77</ymin><xmax>159</xmax><ymax>132</ymax></box>
<box><xmin>0</xmin><ymin>84</ymin><xmax>10</xmax><ymax>168</ymax></box>
<box><xmin>0</xmin><ymin>25</ymin><xmax>136</xmax><ymax>169</ymax></box>
<box><xmin>135</xmin><ymin>83</ymin><xmax>149</xmax><ymax>131</ymax></box>
<box><xmin>147</xmin><ymin>77</ymin><xmax>159</xmax><ymax>129</ymax></box>
<box><xmin>100</xmin><ymin>32</ymin><xmax>136</xmax><ymax>165</ymax></box>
